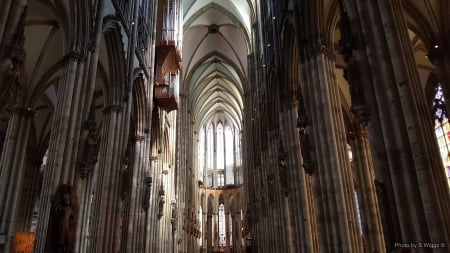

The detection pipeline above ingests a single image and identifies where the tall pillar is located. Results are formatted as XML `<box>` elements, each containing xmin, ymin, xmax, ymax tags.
<box><xmin>147</xmin><ymin>152</ymin><xmax>162</xmax><ymax>253</ymax></box>
<box><xmin>33</xmin><ymin>50</ymin><xmax>88</xmax><ymax>252</ymax></box>
<box><xmin>207</xmin><ymin>214</ymin><xmax>212</xmax><ymax>252</ymax></box>
<box><xmin>347</xmin><ymin>123</ymin><xmax>385</xmax><ymax>252</ymax></box>
<box><xmin>341</xmin><ymin>0</ymin><xmax>450</xmax><ymax>250</ymax></box>
<box><xmin>124</xmin><ymin>134</ymin><xmax>150</xmax><ymax>252</ymax></box>
<box><xmin>301</xmin><ymin>46</ymin><xmax>363</xmax><ymax>253</ymax></box>
<box><xmin>0</xmin><ymin>108</ymin><xmax>33</xmax><ymax>252</ymax></box>
<box><xmin>75</xmin><ymin>171</ymin><xmax>95</xmax><ymax>253</ymax></box>
<box><xmin>201</xmin><ymin>209</ymin><xmax>206</xmax><ymax>252</ymax></box>
<box><xmin>15</xmin><ymin>158</ymin><xmax>42</xmax><ymax>232</ymax></box>
<box><xmin>88</xmin><ymin>105</ymin><xmax>125</xmax><ymax>253</ymax></box>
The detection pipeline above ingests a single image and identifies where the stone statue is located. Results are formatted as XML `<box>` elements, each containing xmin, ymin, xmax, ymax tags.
<box><xmin>45</xmin><ymin>184</ymin><xmax>78</xmax><ymax>253</ymax></box>
<box><xmin>77</xmin><ymin>120</ymin><xmax>98</xmax><ymax>178</ymax></box>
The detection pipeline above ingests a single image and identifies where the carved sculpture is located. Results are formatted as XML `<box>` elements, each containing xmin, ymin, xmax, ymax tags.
<box><xmin>78</xmin><ymin>116</ymin><xmax>98</xmax><ymax>178</ymax></box>
<box><xmin>142</xmin><ymin>176</ymin><xmax>152</xmax><ymax>210</ymax></box>
<box><xmin>297</xmin><ymin>95</ymin><xmax>316</xmax><ymax>175</ymax></box>
<box><xmin>158</xmin><ymin>187</ymin><xmax>165</xmax><ymax>219</ymax></box>
<box><xmin>45</xmin><ymin>184</ymin><xmax>78</xmax><ymax>253</ymax></box>
<box><xmin>338</xmin><ymin>1</ymin><xmax>371</xmax><ymax>124</ymax></box>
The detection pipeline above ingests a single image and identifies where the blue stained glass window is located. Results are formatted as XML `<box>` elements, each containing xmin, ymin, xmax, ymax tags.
<box><xmin>432</xmin><ymin>84</ymin><xmax>450</xmax><ymax>188</ymax></box>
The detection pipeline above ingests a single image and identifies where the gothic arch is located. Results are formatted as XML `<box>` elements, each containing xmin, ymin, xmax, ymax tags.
<box><xmin>132</xmin><ymin>75</ymin><xmax>148</xmax><ymax>135</ymax></box>
<box><xmin>280</xmin><ymin>21</ymin><xmax>301</xmax><ymax>109</ymax></box>
<box><xmin>403</xmin><ymin>1</ymin><xmax>440</xmax><ymax>48</ymax></box>
<box><xmin>102</xmin><ymin>22</ymin><xmax>126</xmax><ymax>105</ymax></box>
<box><xmin>207</xmin><ymin>194</ymin><xmax>214</xmax><ymax>214</ymax></box>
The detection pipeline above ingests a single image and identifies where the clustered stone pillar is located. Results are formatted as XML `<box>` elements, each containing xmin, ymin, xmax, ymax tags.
<box><xmin>88</xmin><ymin>105</ymin><xmax>125</xmax><ymax>253</ymax></box>
<box><xmin>14</xmin><ymin>157</ymin><xmax>42</xmax><ymax>232</ymax></box>
<box><xmin>176</xmin><ymin>94</ymin><xmax>194</xmax><ymax>253</ymax></box>
<box><xmin>347</xmin><ymin>123</ymin><xmax>385</xmax><ymax>252</ymax></box>
<box><xmin>207</xmin><ymin>213</ymin><xmax>212</xmax><ymax>252</ymax></box>
<box><xmin>123</xmin><ymin>132</ymin><xmax>151</xmax><ymax>252</ymax></box>
<box><xmin>0</xmin><ymin>108</ymin><xmax>34</xmax><ymax>251</ymax></box>
<box><xmin>341</xmin><ymin>0</ymin><xmax>450</xmax><ymax>250</ymax></box>
<box><xmin>33</xmin><ymin>50</ymin><xmax>89</xmax><ymax>252</ymax></box>
<box><xmin>302</xmin><ymin>46</ymin><xmax>363</xmax><ymax>253</ymax></box>
<box><xmin>145</xmin><ymin>110</ymin><xmax>178</xmax><ymax>253</ymax></box>
<box><xmin>278</xmin><ymin>101</ymin><xmax>317</xmax><ymax>253</ymax></box>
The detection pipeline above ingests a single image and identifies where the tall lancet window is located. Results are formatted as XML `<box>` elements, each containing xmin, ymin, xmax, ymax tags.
<box><xmin>198</xmin><ymin>119</ymin><xmax>240</xmax><ymax>187</ymax></box>
<box><xmin>432</xmin><ymin>84</ymin><xmax>450</xmax><ymax>188</ymax></box>
<box><xmin>228</xmin><ymin>212</ymin><xmax>233</xmax><ymax>246</ymax></box>
<box><xmin>354</xmin><ymin>191</ymin><xmax>363</xmax><ymax>234</ymax></box>
<box><xmin>217</xmin><ymin>123</ymin><xmax>224</xmax><ymax>170</ymax></box>
<box><xmin>199</xmin><ymin>206</ymin><xmax>203</xmax><ymax>246</ymax></box>
<box><xmin>225</xmin><ymin>126</ymin><xmax>234</xmax><ymax>184</ymax></box>
<box><xmin>198</xmin><ymin>129</ymin><xmax>205</xmax><ymax>181</ymax></box>
<box><xmin>207</xmin><ymin>125</ymin><xmax>214</xmax><ymax>170</ymax></box>
<box><xmin>348</xmin><ymin>144</ymin><xmax>363</xmax><ymax>234</ymax></box>
<box><xmin>218</xmin><ymin>203</ymin><xmax>226</xmax><ymax>246</ymax></box>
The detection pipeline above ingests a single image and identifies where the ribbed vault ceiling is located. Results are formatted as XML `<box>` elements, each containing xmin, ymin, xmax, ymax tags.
<box><xmin>182</xmin><ymin>0</ymin><xmax>254</xmax><ymax>130</ymax></box>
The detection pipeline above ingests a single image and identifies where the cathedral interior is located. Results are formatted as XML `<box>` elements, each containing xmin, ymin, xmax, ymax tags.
<box><xmin>0</xmin><ymin>0</ymin><xmax>450</xmax><ymax>252</ymax></box>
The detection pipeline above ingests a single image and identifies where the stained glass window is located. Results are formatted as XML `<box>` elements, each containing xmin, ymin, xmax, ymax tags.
<box><xmin>198</xmin><ymin>121</ymin><xmax>240</xmax><ymax>187</ymax></box>
<box><xmin>207</xmin><ymin>125</ymin><xmax>214</xmax><ymax>170</ymax></box>
<box><xmin>225</xmin><ymin>126</ymin><xmax>234</xmax><ymax>184</ymax></box>
<box><xmin>199</xmin><ymin>206</ymin><xmax>203</xmax><ymax>246</ymax></box>
<box><xmin>229</xmin><ymin>212</ymin><xmax>233</xmax><ymax>246</ymax></box>
<box><xmin>432</xmin><ymin>84</ymin><xmax>450</xmax><ymax>188</ymax></box>
<box><xmin>217</xmin><ymin>123</ymin><xmax>224</xmax><ymax>170</ymax></box>
<box><xmin>198</xmin><ymin>128</ymin><xmax>205</xmax><ymax>181</ymax></box>
<box><xmin>219</xmin><ymin>203</ymin><xmax>226</xmax><ymax>246</ymax></box>
<box><xmin>354</xmin><ymin>191</ymin><xmax>363</xmax><ymax>235</ymax></box>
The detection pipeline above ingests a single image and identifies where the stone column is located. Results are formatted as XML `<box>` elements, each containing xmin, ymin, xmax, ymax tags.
<box><xmin>341</xmin><ymin>0</ymin><xmax>450</xmax><ymax>250</ymax></box>
<box><xmin>230</xmin><ymin>213</ymin><xmax>236</xmax><ymax>252</ymax></box>
<box><xmin>33</xmin><ymin>50</ymin><xmax>88</xmax><ymax>252</ymax></box>
<box><xmin>88</xmin><ymin>105</ymin><xmax>125</xmax><ymax>253</ymax></box>
<box><xmin>15</xmin><ymin>158</ymin><xmax>42</xmax><ymax>232</ymax></box>
<box><xmin>347</xmin><ymin>124</ymin><xmax>385</xmax><ymax>252</ymax></box>
<box><xmin>147</xmin><ymin>151</ymin><xmax>162</xmax><ymax>253</ymax></box>
<box><xmin>207</xmin><ymin>214</ymin><xmax>212</xmax><ymax>252</ymax></box>
<box><xmin>280</xmin><ymin>101</ymin><xmax>319</xmax><ymax>253</ymax></box>
<box><xmin>301</xmin><ymin>46</ymin><xmax>363</xmax><ymax>253</ymax></box>
<box><xmin>0</xmin><ymin>108</ymin><xmax>33</xmax><ymax>252</ymax></box>
<box><xmin>200</xmin><ymin>210</ymin><xmax>205</xmax><ymax>252</ymax></box>
<box><xmin>123</xmin><ymin>134</ymin><xmax>150</xmax><ymax>252</ymax></box>
<box><xmin>75</xmin><ymin>171</ymin><xmax>95</xmax><ymax>253</ymax></box>
<box><xmin>225</xmin><ymin>211</ymin><xmax>230</xmax><ymax>251</ymax></box>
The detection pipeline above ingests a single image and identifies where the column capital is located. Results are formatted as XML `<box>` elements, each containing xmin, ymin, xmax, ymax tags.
<box><xmin>63</xmin><ymin>51</ymin><xmax>86</xmax><ymax>63</ymax></box>
<box><xmin>102</xmin><ymin>104</ymin><xmax>123</xmax><ymax>114</ymax></box>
